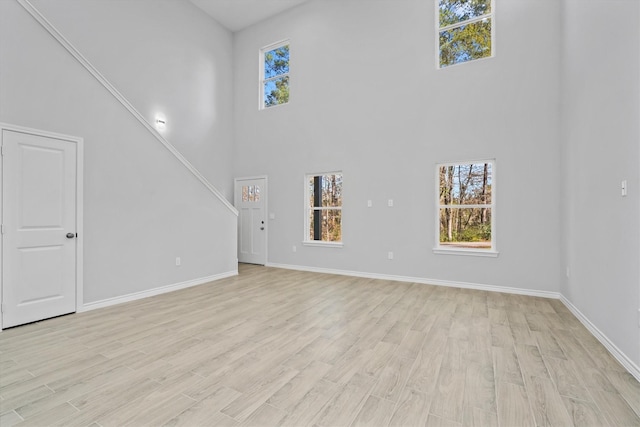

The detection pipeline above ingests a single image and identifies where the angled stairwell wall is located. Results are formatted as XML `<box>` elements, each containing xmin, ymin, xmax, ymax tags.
<box><xmin>0</xmin><ymin>0</ymin><xmax>238</xmax><ymax>306</ymax></box>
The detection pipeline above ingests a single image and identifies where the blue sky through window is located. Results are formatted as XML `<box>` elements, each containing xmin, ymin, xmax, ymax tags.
<box><xmin>264</xmin><ymin>46</ymin><xmax>289</xmax><ymax>79</ymax></box>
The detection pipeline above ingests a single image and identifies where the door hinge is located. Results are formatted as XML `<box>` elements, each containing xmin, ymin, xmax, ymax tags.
<box><xmin>0</xmin><ymin>303</ymin><xmax>5</xmax><ymax>313</ymax></box>
<box><xmin>1</xmin><ymin>224</ymin><xmax>5</xmax><ymax>235</ymax></box>
<box><xmin>0</xmin><ymin>146</ymin><xmax>3</xmax><ymax>156</ymax></box>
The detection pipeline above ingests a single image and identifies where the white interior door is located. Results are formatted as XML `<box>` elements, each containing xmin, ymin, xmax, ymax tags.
<box><xmin>235</xmin><ymin>177</ymin><xmax>266</xmax><ymax>265</ymax></box>
<box><xmin>2</xmin><ymin>129</ymin><xmax>78</xmax><ymax>328</ymax></box>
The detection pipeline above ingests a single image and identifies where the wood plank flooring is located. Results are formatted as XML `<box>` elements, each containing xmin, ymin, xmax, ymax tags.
<box><xmin>1</xmin><ymin>264</ymin><xmax>639</xmax><ymax>426</ymax></box>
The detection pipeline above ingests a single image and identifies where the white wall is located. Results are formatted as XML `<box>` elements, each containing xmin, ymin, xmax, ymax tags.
<box><xmin>561</xmin><ymin>0</ymin><xmax>640</xmax><ymax>366</ymax></box>
<box><xmin>233</xmin><ymin>0</ymin><xmax>564</xmax><ymax>293</ymax></box>
<box><xmin>29</xmin><ymin>0</ymin><xmax>235</xmax><ymax>198</ymax></box>
<box><xmin>0</xmin><ymin>0</ymin><xmax>237</xmax><ymax>304</ymax></box>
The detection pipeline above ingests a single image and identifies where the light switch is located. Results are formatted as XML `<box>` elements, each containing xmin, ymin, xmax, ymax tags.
<box><xmin>269</xmin><ymin>213</ymin><xmax>276</xmax><ymax>220</ymax></box>
<box><xmin>621</xmin><ymin>180</ymin><xmax>628</xmax><ymax>197</ymax></box>
<box><xmin>367</xmin><ymin>200</ymin><xmax>372</xmax><ymax>208</ymax></box>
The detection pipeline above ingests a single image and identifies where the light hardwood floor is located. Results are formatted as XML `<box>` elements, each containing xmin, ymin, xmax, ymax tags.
<box><xmin>1</xmin><ymin>264</ymin><xmax>639</xmax><ymax>426</ymax></box>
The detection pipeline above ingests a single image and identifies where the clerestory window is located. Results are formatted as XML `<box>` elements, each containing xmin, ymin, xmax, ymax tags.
<box><xmin>438</xmin><ymin>0</ymin><xmax>494</xmax><ymax>68</ymax></box>
<box><xmin>260</xmin><ymin>41</ymin><xmax>290</xmax><ymax>109</ymax></box>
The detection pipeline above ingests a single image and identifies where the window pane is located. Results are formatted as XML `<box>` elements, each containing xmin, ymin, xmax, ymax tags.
<box><xmin>321</xmin><ymin>209</ymin><xmax>342</xmax><ymax>242</ymax></box>
<box><xmin>242</xmin><ymin>186</ymin><xmax>248</xmax><ymax>202</ymax></box>
<box><xmin>254</xmin><ymin>185</ymin><xmax>260</xmax><ymax>202</ymax></box>
<box><xmin>264</xmin><ymin>76</ymin><xmax>289</xmax><ymax>107</ymax></box>
<box><xmin>321</xmin><ymin>174</ymin><xmax>342</xmax><ymax>208</ymax></box>
<box><xmin>309</xmin><ymin>174</ymin><xmax>343</xmax><ymax>208</ymax></box>
<box><xmin>308</xmin><ymin>209</ymin><xmax>315</xmax><ymax>241</ymax></box>
<box><xmin>308</xmin><ymin>176</ymin><xmax>316</xmax><ymax>207</ymax></box>
<box><xmin>439</xmin><ymin>207</ymin><xmax>491</xmax><ymax>248</ymax></box>
<box><xmin>264</xmin><ymin>45</ymin><xmax>289</xmax><ymax>79</ymax></box>
<box><xmin>309</xmin><ymin>209</ymin><xmax>342</xmax><ymax>242</ymax></box>
<box><xmin>307</xmin><ymin>172</ymin><xmax>343</xmax><ymax>242</ymax></box>
<box><xmin>439</xmin><ymin>163</ymin><xmax>491</xmax><ymax>205</ymax></box>
<box><xmin>439</xmin><ymin>0</ymin><xmax>491</xmax><ymax>27</ymax></box>
<box><xmin>439</xmin><ymin>19</ymin><xmax>491</xmax><ymax>67</ymax></box>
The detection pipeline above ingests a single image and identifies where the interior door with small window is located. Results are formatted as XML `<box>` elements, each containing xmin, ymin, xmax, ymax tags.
<box><xmin>234</xmin><ymin>177</ymin><xmax>267</xmax><ymax>265</ymax></box>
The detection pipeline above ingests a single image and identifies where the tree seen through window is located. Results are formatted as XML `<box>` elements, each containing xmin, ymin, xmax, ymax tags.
<box><xmin>439</xmin><ymin>0</ymin><xmax>493</xmax><ymax>67</ymax></box>
<box><xmin>262</xmin><ymin>43</ymin><xmax>289</xmax><ymax>108</ymax></box>
<box><xmin>438</xmin><ymin>162</ymin><xmax>493</xmax><ymax>249</ymax></box>
<box><xmin>307</xmin><ymin>173</ymin><xmax>342</xmax><ymax>243</ymax></box>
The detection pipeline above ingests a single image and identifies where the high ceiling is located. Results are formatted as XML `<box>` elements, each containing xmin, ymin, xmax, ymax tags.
<box><xmin>189</xmin><ymin>0</ymin><xmax>310</xmax><ymax>32</ymax></box>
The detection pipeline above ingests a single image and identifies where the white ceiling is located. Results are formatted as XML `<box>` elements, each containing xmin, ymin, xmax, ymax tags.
<box><xmin>189</xmin><ymin>0</ymin><xmax>310</xmax><ymax>32</ymax></box>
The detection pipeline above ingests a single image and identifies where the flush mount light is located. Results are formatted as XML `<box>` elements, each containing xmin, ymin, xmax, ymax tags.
<box><xmin>155</xmin><ymin>115</ymin><xmax>166</xmax><ymax>130</ymax></box>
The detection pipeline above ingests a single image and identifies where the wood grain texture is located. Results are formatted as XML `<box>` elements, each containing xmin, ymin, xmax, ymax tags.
<box><xmin>351</xmin><ymin>395</ymin><xmax>395</xmax><ymax>427</ymax></box>
<box><xmin>496</xmin><ymin>381</ymin><xmax>535</xmax><ymax>427</ymax></box>
<box><xmin>0</xmin><ymin>264</ymin><xmax>638</xmax><ymax>426</ymax></box>
<box><xmin>388</xmin><ymin>387</ymin><xmax>431</xmax><ymax>427</ymax></box>
<box><xmin>526</xmin><ymin>375</ymin><xmax>573</xmax><ymax>426</ymax></box>
<box><xmin>588</xmin><ymin>388</ymin><xmax>640</xmax><ymax>427</ymax></box>
<box><xmin>561</xmin><ymin>396</ymin><xmax>610</xmax><ymax>427</ymax></box>
<box><xmin>0</xmin><ymin>410</ymin><xmax>23</xmax><ymax>427</ymax></box>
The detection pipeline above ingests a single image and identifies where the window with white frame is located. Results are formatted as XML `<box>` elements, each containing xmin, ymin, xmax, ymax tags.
<box><xmin>438</xmin><ymin>0</ymin><xmax>493</xmax><ymax>68</ymax></box>
<box><xmin>305</xmin><ymin>173</ymin><xmax>343</xmax><ymax>244</ymax></box>
<box><xmin>260</xmin><ymin>41</ymin><xmax>289</xmax><ymax>109</ymax></box>
<box><xmin>436</xmin><ymin>161</ymin><xmax>495</xmax><ymax>253</ymax></box>
<box><xmin>241</xmin><ymin>184</ymin><xmax>261</xmax><ymax>203</ymax></box>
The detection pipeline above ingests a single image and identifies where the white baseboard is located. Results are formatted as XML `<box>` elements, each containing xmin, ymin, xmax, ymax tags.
<box><xmin>267</xmin><ymin>262</ymin><xmax>640</xmax><ymax>381</ymax></box>
<box><xmin>266</xmin><ymin>263</ymin><xmax>560</xmax><ymax>299</ymax></box>
<box><xmin>79</xmin><ymin>270</ymin><xmax>238</xmax><ymax>312</ymax></box>
<box><xmin>560</xmin><ymin>295</ymin><xmax>640</xmax><ymax>381</ymax></box>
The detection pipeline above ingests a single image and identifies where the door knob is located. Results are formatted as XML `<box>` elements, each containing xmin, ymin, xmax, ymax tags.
<box><xmin>66</xmin><ymin>233</ymin><xmax>75</xmax><ymax>239</ymax></box>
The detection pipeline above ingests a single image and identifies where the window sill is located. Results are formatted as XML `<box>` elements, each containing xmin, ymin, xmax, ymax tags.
<box><xmin>303</xmin><ymin>241</ymin><xmax>344</xmax><ymax>248</ymax></box>
<box><xmin>433</xmin><ymin>248</ymin><xmax>499</xmax><ymax>258</ymax></box>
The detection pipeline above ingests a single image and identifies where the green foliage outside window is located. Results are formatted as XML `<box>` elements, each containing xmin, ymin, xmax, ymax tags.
<box><xmin>263</xmin><ymin>44</ymin><xmax>289</xmax><ymax>107</ymax></box>
<box><xmin>439</xmin><ymin>163</ymin><xmax>492</xmax><ymax>248</ymax></box>
<box><xmin>439</xmin><ymin>0</ymin><xmax>492</xmax><ymax>67</ymax></box>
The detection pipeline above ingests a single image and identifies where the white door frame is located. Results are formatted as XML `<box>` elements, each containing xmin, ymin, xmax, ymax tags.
<box><xmin>0</xmin><ymin>123</ymin><xmax>84</xmax><ymax>330</ymax></box>
<box><xmin>234</xmin><ymin>175</ymin><xmax>268</xmax><ymax>265</ymax></box>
